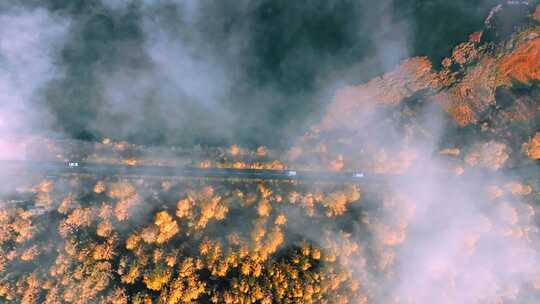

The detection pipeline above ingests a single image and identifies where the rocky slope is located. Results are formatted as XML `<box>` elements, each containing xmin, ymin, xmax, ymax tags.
<box><xmin>290</xmin><ymin>2</ymin><xmax>540</xmax><ymax>174</ymax></box>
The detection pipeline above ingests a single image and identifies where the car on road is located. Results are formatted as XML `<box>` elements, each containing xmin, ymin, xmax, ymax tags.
<box><xmin>353</xmin><ymin>172</ymin><xmax>364</xmax><ymax>178</ymax></box>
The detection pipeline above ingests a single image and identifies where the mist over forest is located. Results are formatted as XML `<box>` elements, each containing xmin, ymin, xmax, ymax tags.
<box><xmin>1</xmin><ymin>1</ymin><xmax>540</xmax><ymax>303</ymax></box>
<box><xmin>2</xmin><ymin>0</ymin><xmax>502</xmax><ymax>147</ymax></box>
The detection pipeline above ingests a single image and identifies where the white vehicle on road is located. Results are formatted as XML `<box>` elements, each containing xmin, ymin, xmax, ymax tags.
<box><xmin>353</xmin><ymin>172</ymin><xmax>364</xmax><ymax>178</ymax></box>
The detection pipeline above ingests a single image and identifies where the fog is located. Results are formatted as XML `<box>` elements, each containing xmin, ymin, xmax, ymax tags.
<box><xmin>0</xmin><ymin>0</ymin><xmax>538</xmax><ymax>303</ymax></box>
<box><xmin>1</xmin><ymin>0</ymin><xmax>502</xmax><ymax>148</ymax></box>
<box><xmin>0</xmin><ymin>6</ymin><xmax>70</xmax><ymax>161</ymax></box>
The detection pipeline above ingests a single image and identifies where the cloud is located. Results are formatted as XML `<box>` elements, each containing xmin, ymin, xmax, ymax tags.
<box><xmin>0</xmin><ymin>7</ymin><xmax>70</xmax><ymax>137</ymax></box>
<box><xmin>0</xmin><ymin>5</ymin><xmax>70</xmax><ymax>200</ymax></box>
<box><xmin>32</xmin><ymin>0</ymin><xmax>429</xmax><ymax>148</ymax></box>
<box><xmin>0</xmin><ymin>6</ymin><xmax>70</xmax><ymax>162</ymax></box>
<box><xmin>317</xmin><ymin>94</ymin><xmax>540</xmax><ymax>302</ymax></box>
<box><xmin>89</xmin><ymin>2</ymin><xmax>239</xmax><ymax>145</ymax></box>
<box><xmin>386</xmin><ymin>149</ymin><xmax>539</xmax><ymax>303</ymax></box>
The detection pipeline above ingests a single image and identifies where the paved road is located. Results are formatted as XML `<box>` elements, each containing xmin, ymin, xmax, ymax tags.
<box><xmin>0</xmin><ymin>160</ymin><xmax>538</xmax><ymax>183</ymax></box>
<box><xmin>0</xmin><ymin>160</ymin><xmax>375</xmax><ymax>183</ymax></box>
